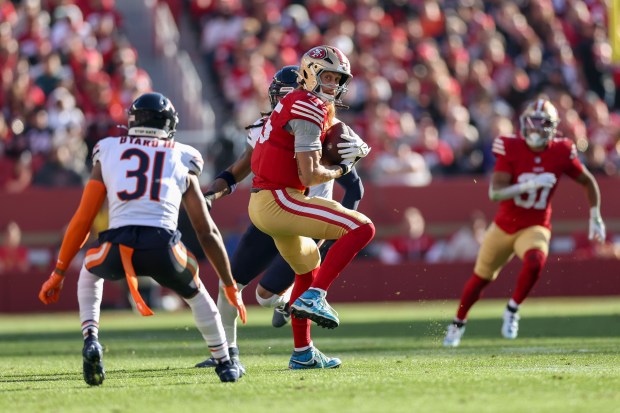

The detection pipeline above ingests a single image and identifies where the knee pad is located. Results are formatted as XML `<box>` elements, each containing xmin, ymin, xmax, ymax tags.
<box><xmin>523</xmin><ymin>249</ymin><xmax>546</xmax><ymax>275</ymax></box>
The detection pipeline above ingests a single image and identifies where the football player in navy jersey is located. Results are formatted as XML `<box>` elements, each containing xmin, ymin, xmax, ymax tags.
<box><xmin>196</xmin><ymin>64</ymin><xmax>367</xmax><ymax>369</ymax></box>
<box><xmin>38</xmin><ymin>93</ymin><xmax>246</xmax><ymax>384</ymax></box>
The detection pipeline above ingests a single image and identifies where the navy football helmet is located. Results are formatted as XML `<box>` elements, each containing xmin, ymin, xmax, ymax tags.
<box><xmin>128</xmin><ymin>92</ymin><xmax>178</xmax><ymax>139</ymax></box>
<box><xmin>268</xmin><ymin>65</ymin><xmax>299</xmax><ymax>109</ymax></box>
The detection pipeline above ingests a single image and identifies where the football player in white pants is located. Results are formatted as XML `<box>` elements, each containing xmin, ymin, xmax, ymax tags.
<box><xmin>38</xmin><ymin>93</ymin><xmax>246</xmax><ymax>384</ymax></box>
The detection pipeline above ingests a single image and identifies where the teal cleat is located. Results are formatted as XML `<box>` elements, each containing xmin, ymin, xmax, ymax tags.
<box><xmin>290</xmin><ymin>288</ymin><xmax>339</xmax><ymax>329</ymax></box>
<box><xmin>288</xmin><ymin>347</ymin><xmax>341</xmax><ymax>370</ymax></box>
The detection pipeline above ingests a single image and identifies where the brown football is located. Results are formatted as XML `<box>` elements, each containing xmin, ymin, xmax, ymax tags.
<box><xmin>321</xmin><ymin>121</ymin><xmax>347</xmax><ymax>165</ymax></box>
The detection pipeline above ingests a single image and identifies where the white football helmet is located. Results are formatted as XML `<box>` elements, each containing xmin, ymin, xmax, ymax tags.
<box><xmin>519</xmin><ymin>98</ymin><xmax>559</xmax><ymax>149</ymax></box>
<box><xmin>298</xmin><ymin>45</ymin><xmax>352</xmax><ymax>104</ymax></box>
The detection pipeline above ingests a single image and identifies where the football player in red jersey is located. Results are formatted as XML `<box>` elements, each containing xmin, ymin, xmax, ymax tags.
<box><xmin>195</xmin><ymin>66</ymin><xmax>367</xmax><ymax>370</ymax></box>
<box><xmin>443</xmin><ymin>98</ymin><xmax>606</xmax><ymax>347</ymax></box>
<box><xmin>249</xmin><ymin>46</ymin><xmax>374</xmax><ymax>369</ymax></box>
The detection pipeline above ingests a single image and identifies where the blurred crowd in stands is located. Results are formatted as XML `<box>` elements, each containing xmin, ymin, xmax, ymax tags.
<box><xmin>2</xmin><ymin>0</ymin><xmax>620</xmax><ymax>191</ymax></box>
<box><xmin>2</xmin><ymin>0</ymin><xmax>620</xmax><ymax>270</ymax></box>
<box><xmin>0</xmin><ymin>0</ymin><xmax>151</xmax><ymax>192</ymax></box>
<box><xmin>189</xmin><ymin>0</ymin><xmax>620</xmax><ymax>185</ymax></box>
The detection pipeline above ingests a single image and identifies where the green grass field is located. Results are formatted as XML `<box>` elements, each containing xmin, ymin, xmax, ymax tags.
<box><xmin>1</xmin><ymin>297</ymin><xmax>619</xmax><ymax>413</ymax></box>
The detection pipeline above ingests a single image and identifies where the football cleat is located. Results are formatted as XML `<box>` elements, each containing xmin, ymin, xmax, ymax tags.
<box><xmin>82</xmin><ymin>335</ymin><xmax>105</xmax><ymax>386</ymax></box>
<box><xmin>290</xmin><ymin>288</ymin><xmax>339</xmax><ymax>329</ymax></box>
<box><xmin>443</xmin><ymin>323</ymin><xmax>466</xmax><ymax>347</ymax></box>
<box><xmin>214</xmin><ymin>359</ymin><xmax>244</xmax><ymax>383</ymax></box>
<box><xmin>288</xmin><ymin>347</ymin><xmax>341</xmax><ymax>370</ymax></box>
<box><xmin>272</xmin><ymin>302</ymin><xmax>291</xmax><ymax>328</ymax></box>
<box><xmin>195</xmin><ymin>346</ymin><xmax>244</xmax><ymax>375</ymax></box>
<box><xmin>501</xmin><ymin>309</ymin><xmax>520</xmax><ymax>339</ymax></box>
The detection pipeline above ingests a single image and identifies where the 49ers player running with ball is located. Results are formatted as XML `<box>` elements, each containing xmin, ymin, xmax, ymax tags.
<box><xmin>443</xmin><ymin>98</ymin><xmax>606</xmax><ymax>347</ymax></box>
<box><xmin>249</xmin><ymin>46</ymin><xmax>374</xmax><ymax>368</ymax></box>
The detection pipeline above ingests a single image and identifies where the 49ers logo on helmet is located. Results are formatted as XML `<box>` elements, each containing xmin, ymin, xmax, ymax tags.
<box><xmin>308</xmin><ymin>47</ymin><xmax>327</xmax><ymax>59</ymax></box>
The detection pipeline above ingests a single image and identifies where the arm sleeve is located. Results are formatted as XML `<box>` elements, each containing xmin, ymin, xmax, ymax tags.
<box><xmin>335</xmin><ymin>167</ymin><xmax>364</xmax><ymax>210</ymax></box>
<box><xmin>56</xmin><ymin>180</ymin><xmax>107</xmax><ymax>272</ymax></box>
<box><xmin>290</xmin><ymin>119</ymin><xmax>322</xmax><ymax>152</ymax></box>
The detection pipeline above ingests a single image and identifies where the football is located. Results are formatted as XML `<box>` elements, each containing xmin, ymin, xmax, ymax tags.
<box><xmin>321</xmin><ymin>121</ymin><xmax>348</xmax><ymax>165</ymax></box>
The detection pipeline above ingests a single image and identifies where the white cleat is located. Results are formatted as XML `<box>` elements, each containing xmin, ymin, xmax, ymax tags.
<box><xmin>501</xmin><ymin>309</ymin><xmax>520</xmax><ymax>339</ymax></box>
<box><xmin>443</xmin><ymin>323</ymin><xmax>466</xmax><ymax>347</ymax></box>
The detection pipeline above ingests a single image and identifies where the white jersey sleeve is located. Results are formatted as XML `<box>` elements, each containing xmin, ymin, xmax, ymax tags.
<box><xmin>94</xmin><ymin>136</ymin><xmax>204</xmax><ymax>231</ymax></box>
<box><xmin>246</xmin><ymin>117</ymin><xmax>267</xmax><ymax>149</ymax></box>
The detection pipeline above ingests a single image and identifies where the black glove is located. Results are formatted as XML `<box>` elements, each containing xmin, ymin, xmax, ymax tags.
<box><xmin>338</xmin><ymin>158</ymin><xmax>356</xmax><ymax>176</ymax></box>
<box><xmin>204</xmin><ymin>192</ymin><xmax>216</xmax><ymax>211</ymax></box>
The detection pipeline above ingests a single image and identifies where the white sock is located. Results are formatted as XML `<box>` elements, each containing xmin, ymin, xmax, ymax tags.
<box><xmin>77</xmin><ymin>266</ymin><xmax>104</xmax><ymax>339</ymax></box>
<box><xmin>185</xmin><ymin>284</ymin><xmax>229</xmax><ymax>362</ymax></box>
<box><xmin>294</xmin><ymin>341</ymin><xmax>313</xmax><ymax>353</ymax></box>
<box><xmin>216</xmin><ymin>281</ymin><xmax>244</xmax><ymax>348</ymax></box>
<box><xmin>255</xmin><ymin>287</ymin><xmax>290</xmax><ymax>308</ymax></box>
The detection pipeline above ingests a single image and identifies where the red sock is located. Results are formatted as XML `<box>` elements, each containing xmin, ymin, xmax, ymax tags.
<box><xmin>291</xmin><ymin>269</ymin><xmax>317</xmax><ymax>348</ymax></box>
<box><xmin>511</xmin><ymin>249</ymin><xmax>546</xmax><ymax>304</ymax></box>
<box><xmin>311</xmin><ymin>223</ymin><xmax>375</xmax><ymax>291</ymax></box>
<box><xmin>456</xmin><ymin>273</ymin><xmax>490</xmax><ymax>320</ymax></box>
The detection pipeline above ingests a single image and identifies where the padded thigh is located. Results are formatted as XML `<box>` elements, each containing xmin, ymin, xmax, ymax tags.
<box><xmin>514</xmin><ymin>226</ymin><xmax>551</xmax><ymax>259</ymax></box>
<box><xmin>230</xmin><ymin>224</ymin><xmax>280</xmax><ymax>285</ymax></box>
<box><xmin>474</xmin><ymin>223</ymin><xmax>516</xmax><ymax>280</ymax></box>
<box><xmin>474</xmin><ymin>223</ymin><xmax>551</xmax><ymax>280</ymax></box>
<box><xmin>248</xmin><ymin>188</ymin><xmax>370</xmax><ymax>274</ymax></box>
<box><xmin>87</xmin><ymin>241</ymin><xmax>199</xmax><ymax>298</ymax></box>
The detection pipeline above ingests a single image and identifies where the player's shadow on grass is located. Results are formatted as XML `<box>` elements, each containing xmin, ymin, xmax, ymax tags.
<box><xmin>0</xmin><ymin>366</ymin><xmax>230</xmax><ymax>390</ymax></box>
<box><xmin>2</xmin><ymin>313</ymin><xmax>618</xmax><ymax>359</ymax></box>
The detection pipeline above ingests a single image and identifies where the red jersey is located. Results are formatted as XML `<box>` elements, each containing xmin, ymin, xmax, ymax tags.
<box><xmin>492</xmin><ymin>135</ymin><xmax>584</xmax><ymax>233</ymax></box>
<box><xmin>251</xmin><ymin>89</ymin><xmax>329</xmax><ymax>191</ymax></box>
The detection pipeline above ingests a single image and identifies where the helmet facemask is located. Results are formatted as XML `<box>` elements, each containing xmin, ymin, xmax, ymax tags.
<box><xmin>299</xmin><ymin>46</ymin><xmax>352</xmax><ymax>105</ymax></box>
<box><xmin>519</xmin><ymin>99</ymin><xmax>559</xmax><ymax>149</ymax></box>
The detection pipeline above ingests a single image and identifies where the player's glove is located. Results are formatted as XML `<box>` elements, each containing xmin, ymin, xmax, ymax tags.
<box><xmin>588</xmin><ymin>206</ymin><xmax>606</xmax><ymax>242</ymax></box>
<box><xmin>38</xmin><ymin>270</ymin><xmax>65</xmax><ymax>304</ymax></box>
<box><xmin>204</xmin><ymin>191</ymin><xmax>215</xmax><ymax>211</ymax></box>
<box><xmin>520</xmin><ymin>173</ymin><xmax>557</xmax><ymax>192</ymax></box>
<box><xmin>337</xmin><ymin>126</ymin><xmax>371</xmax><ymax>160</ymax></box>
<box><xmin>223</xmin><ymin>283</ymin><xmax>247</xmax><ymax>324</ymax></box>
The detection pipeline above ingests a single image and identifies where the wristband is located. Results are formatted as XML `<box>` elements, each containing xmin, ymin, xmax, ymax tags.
<box><xmin>215</xmin><ymin>170</ymin><xmax>237</xmax><ymax>193</ymax></box>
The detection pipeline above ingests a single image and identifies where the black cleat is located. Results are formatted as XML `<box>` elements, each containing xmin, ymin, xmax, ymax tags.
<box><xmin>272</xmin><ymin>303</ymin><xmax>291</xmax><ymax>328</ymax></box>
<box><xmin>215</xmin><ymin>359</ymin><xmax>244</xmax><ymax>383</ymax></box>
<box><xmin>82</xmin><ymin>336</ymin><xmax>105</xmax><ymax>386</ymax></box>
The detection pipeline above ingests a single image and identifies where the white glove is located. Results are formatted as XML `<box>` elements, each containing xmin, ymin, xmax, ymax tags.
<box><xmin>589</xmin><ymin>207</ymin><xmax>606</xmax><ymax>243</ymax></box>
<box><xmin>520</xmin><ymin>173</ymin><xmax>557</xmax><ymax>192</ymax></box>
<box><xmin>337</xmin><ymin>126</ymin><xmax>371</xmax><ymax>160</ymax></box>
